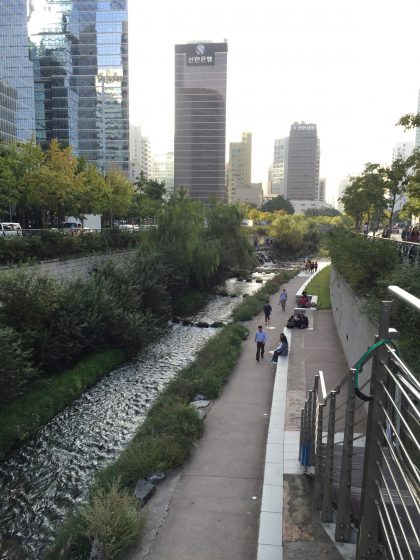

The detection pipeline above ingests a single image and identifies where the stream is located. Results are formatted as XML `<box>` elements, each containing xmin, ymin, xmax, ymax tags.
<box><xmin>0</xmin><ymin>269</ymin><xmax>288</xmax><ymax>559</ymax></box>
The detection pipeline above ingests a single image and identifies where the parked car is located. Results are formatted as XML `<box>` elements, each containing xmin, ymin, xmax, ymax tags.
<box><xmin>0</xmin><ymin>222</ymin><xmax>22</xmax><ymax>236</ymax></box>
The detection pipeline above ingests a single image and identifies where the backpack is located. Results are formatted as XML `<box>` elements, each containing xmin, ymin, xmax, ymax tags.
<box><xmin>299</xmin><ymin>315</ymin><xmax>309</xmax><ymax>329</ymax></box>
<box><xmin>286</xmin><ymin>316</ymin><xmax>295</xmax><ymax>328</ymax></box>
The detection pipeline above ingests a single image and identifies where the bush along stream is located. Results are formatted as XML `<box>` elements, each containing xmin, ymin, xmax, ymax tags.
<box><xmin>0</xmin><ymin>266</ymin><xmax>295</xmax><ymax>559</ymax></box>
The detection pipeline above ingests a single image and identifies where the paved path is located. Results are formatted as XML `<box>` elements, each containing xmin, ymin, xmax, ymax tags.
<box><xmin>130</xmin><ymin>266</ymin><xmax>349</xmax><ymax>560</ymax></box>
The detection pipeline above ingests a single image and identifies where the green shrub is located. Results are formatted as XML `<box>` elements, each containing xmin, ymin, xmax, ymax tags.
<box><xmin>327</xmin><ymin>229</ymin><xmax>399</xmax><ymax>293</ymax></box>
<box><xmin>82</xmin><ymin>482</ymin><xmax>144</xmax><ymax>560</ymax></box>
<box><xmin>0</xmin><ymin>350</ymin><xmax>123</xmax><ymax>459</ymax></box>
<box><xmin>0</xmin><ymin>327</ymin><xmax>38</xmax><ymax>407</ymax></box>
<box><xmin>43</xmin><ymin>510</ymin><xmax>90</xmax><ymax>560</ymax></box>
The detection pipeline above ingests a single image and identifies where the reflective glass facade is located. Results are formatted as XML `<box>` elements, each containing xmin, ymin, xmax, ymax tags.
<box><xmin>29</xmin><ymin>0</ymin><xmax>129</xmax><ymax>172</ymax></box>
<box><xmin>175</xmin><ymin>42</ymin><xmax>228</xmax><ymax>203</ymax></box>
<box><xmin>286</xmin><ymin>122</ymin><xmax>320</xmax><ymax>200</ymax></box>
<box><xmin>0</xmin><ymin>0</ymin><xmax>35</xmax><ymax>141</ymax></box>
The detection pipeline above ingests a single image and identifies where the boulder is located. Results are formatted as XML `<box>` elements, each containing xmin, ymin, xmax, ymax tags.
<box><xmin>134</xmin><ymin>479</ymin><xmax>156</xmax><ymax>507</ymax></box>
<box><xmin>195</xmin><ymin>321</ymin><xmax>209</xmax><ymax>328</ymax></box>
<box><xmin>146</xmin><ymin>472</ymin><xmax>166</xmax><ymax>484</ymax></box>
<box><xmin>193</xmin><ymin>393</ymin><xmax>207</xmax><ymax>401</ymax></box>
<box><xmin>190</xmin><ymin>400</ymin><xmax>210</xmax><ymax>409</ymax></box>
<box><xmin>210</xmin><ymin>321</ymin><xmax>225</xmax><ymax>328</ymax></box>
<box><xmin>182</xmin><ymin>319</ymin><xmax>193</xmax><ymax>326</ymax></box>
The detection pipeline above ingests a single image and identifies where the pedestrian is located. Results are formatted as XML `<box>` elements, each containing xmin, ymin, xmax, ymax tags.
<box><xmin>314</xmin><ymin>261</ymin><xmax>318</xmax><ymax>272</ymax></box>
<box><xmin>411</xmin><ymin>227</ymin><xmax>419</xmax><ymax>243</ymax></box>
<box><xmin>263</xmin><ymin>300</ymin><xmax>272</xmax><ymax>323</ymax></box>
<box><xmin>255</xmin><ymin>325</ymin><xmax>267</xmax><ymax>362</ymax></box>
<box><xmin>279</xmin><ymin>288</ymin><xmax>288</xmax><ymax>311</ymax></box>
<box><xmin>363</xmin><ymin>222</ymin><xmax>369</xmax><ymax>235</ymax></box>
<box><xmin>298</xmin><ymin>291</ymin><xmax>311</xmax><ymax>308</ymax></box>
<box><xmin>310</xmin><ymin>261</ymin><xmax>315</xmax><ymax>274</ymax></box>
<box><xmin>271</xmin><ymin>333</ymin><xmax>288</xmax><ymax>362</ymax></box>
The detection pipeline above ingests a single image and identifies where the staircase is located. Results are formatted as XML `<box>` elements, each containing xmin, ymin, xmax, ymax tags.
<box><xmin>300</xmin><ymin>285</ymin><xmax>420</xmax><ymax>560</ymax></box>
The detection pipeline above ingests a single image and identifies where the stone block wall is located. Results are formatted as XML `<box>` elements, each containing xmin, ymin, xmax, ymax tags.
<box><xmin>0</xmin><ymin>250</ymin><xmax>133</xmax><ymax>284</ymax></box>
<box><xmin>329</xmin><ymin>267</ymin><xmax>377</xmax><ymax>379</ymax></box>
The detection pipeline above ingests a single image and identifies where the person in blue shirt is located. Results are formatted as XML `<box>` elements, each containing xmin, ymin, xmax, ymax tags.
<box><xmin>254</xmin><ymin>325</ymin><xmax>267</xmax><ymax>362</ymax></box>
<box><xmin>271</xmin><ymin>333</ymin><xmax>288</xmax><ymax>362</ymax></box>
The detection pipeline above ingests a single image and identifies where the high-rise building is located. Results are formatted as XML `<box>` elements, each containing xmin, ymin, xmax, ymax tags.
<box><xmin>129</xmin><ymin>124</ymin><xmax>151</xmax><ymax>181</ymax></box>
<box><xmin>0</xmin><ymin>0</ymin><xmax>35</xmax><ymax>141</ymax></box>
<box><xmin>227</xmin><ymin>132</ymin><xmax>252</xmax><ymax>202</ymax></box>
<box><xmin>392</xmin><ymin>141</ymin><xmax>414</xmax><ymax>162</ymax></box>
<box><xmin>152</xmin><ymin>152</ymin><xmax>174</xmax><ymax>196</ymax></box>
<box><xmin>174</xmin><ymin>41</ymin><xmax>228</xmax><ymax>203</ymax></box>
<box><xmin>28</xmin><ymin>0</ymin><xmax>129</xmax><ymax>172</ymax></box>
<box><xmin>318</xmin><ymin>178</ymin><xmax>326</xmax><ymax>202</ymax></box>
<box><xmin>286</xmin><ymin>122</ymin><xmax>319</xmax><ymax>200</ymax></box>
<box><xmin>271</xmin><ymin>138</ymin><xmax>288</xmax><ymax>197</ymax></box>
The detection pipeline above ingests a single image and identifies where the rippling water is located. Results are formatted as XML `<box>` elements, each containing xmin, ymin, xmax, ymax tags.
<box><xmin>0</xmin><ymin>275</ymin><xmax>278</xmax><ymax>559</ymax></box>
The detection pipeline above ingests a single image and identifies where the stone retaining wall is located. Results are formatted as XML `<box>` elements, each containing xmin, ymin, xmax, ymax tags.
<box><xmin>329</xmin><ymin>267</ymin><xmax>377</xmax><ymax>378</ymax></box>
<box><xmin>0</xmin><ymin>250</ymin><xmax>133</xmax><ymax>284</ymax></box>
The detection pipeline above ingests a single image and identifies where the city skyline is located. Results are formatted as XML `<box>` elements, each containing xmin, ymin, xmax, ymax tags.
<box><xmin>128</xmin><ymin>0</ymin><xmax>420</xmax><ymax>203</ymax></box>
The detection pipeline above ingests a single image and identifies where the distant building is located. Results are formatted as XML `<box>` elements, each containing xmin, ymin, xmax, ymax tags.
<box><xmin>271</xmin><ymin>138</ymin><xmax>288</xmax><ymax>197</ymax></box>
<box><xmin>28</xmin><ymin>0</ymin><xmax>129</xmax><ymax>172</ymax></box>
<box><xmin>152</xmin><ymin>152</ymin><xmax>174</xmax><ymax>196</ymax></box>
<box><xmin>318</xmin><ymin>178</ymin><xmax>326</xmax><ymax>202</ymax></box>
<box><xmin>392</xmin><ymin>141</ymin><xmax>414</xmax><ymax>162</ymax></box>
<box><xmin>416</xmin><ymin>90</ymin><xmax>420</xmax><ymax>149</ymax></box>
<box><xmin>232</xmin><ymin>183</ymin><xmax>263</xmax><ymax>206</ymax></box>
<box><xmin>130</xmin><ymin>125</ymin><xmax>151</xmax><ymax>181</ymax></box>
<box><xmin>0</xmin><ymin>0</ymin><xmax>35</xmax><ymax>141</ymax></box>
<box><xmin>0</xmin><ymin>79</ymin><xmax>17</xmax><ymax>142</ymax></box>
<box><xmin>174</xmin><ymin>41</ymin><xmax>228</xmax><ymax>203</ymax></box>
<box><xmin>337</xmin><ymin>176</ymin><xmax>351</xmax><ymax>212</ymax></box>
<box><xmin>286</xmin><ymin>122</ymin><xmax>320</xmax><ymax>200</ymax></box>
<box><xmin>289</xmin><ymin>199</ymin><xmax>333</xmax><ymax>214</ymax></box>
<box><xmin>227</xmin><ymin>132</ymin><xmax>252</xmax><ymax>202</ymax></box>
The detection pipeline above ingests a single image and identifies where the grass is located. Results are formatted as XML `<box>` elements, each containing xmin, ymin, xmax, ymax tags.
<box><xmin>0</xmin><ymin>350</ymin><xmax>124</xmax><ymax>460</ymax></box>
<box><xmin>304</xmin><ymin>265</ymin><xmax>331</xmax><ymax>309</ymax></box>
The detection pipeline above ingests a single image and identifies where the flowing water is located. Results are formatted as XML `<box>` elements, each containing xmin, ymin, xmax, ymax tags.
<box><xmin>0</xmin><ymin>272</ymin><xmax>286</xmax><ymax>559</ymax></box>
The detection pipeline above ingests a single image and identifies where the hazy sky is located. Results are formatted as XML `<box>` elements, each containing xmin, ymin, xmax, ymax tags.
<box><xmin>128</xmin><ymin>0</ymin><xmax>420</xmax><ymax>202</ymax></box>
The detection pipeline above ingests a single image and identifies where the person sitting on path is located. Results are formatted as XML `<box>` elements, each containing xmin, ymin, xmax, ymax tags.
<box><xmin>255</xmin><ymin>325</ymin><xmax>267</xmax><ymax>362</ymax></box>
<box><xmin>263</xmin><ymin>300</ymin><xmax>272</xmax><ymax>323</ymax></box>
<box><xmin>271</xmin><ymin>333</ymin><xmax>288</xmax><ymax>362</ymax></box>
<box><xmin>298</xmin><ymin>291</ymin><xmax>311</xmax><ymax>308</ymax></box>
<box><xmin>279</xmin><ymin>288</ymin><xmax>288</xmax><ymax>311</ymax></box>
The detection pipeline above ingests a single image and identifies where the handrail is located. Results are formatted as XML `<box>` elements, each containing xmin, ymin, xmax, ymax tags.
<box><xmin>300</xmin><ymin>284</ymin><xmax>420</xmax><ymax>559</ymax></box>
<box><xmin>388</xmin><ymin>285</ymin><xmax>420</xmax><ymax>313</ymax></box>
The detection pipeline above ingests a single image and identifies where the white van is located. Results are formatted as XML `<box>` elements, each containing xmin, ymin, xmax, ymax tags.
<box><xmin>0</xmin><ymin>223</ymin><xmax>22</xmax><ymax>236</ymax></box>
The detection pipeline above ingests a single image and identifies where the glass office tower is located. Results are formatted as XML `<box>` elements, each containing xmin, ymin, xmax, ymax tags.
<box><xmin>0</xmin><ymin>0</ymin><xmax>35</xmax><ymax>141</ymax></box>
<box><xmin>175</xmin><ymin>41</ymin><xmax>228</xmax><ymax>203</ymax></box>
<box><xmin>29</xmin><ymin>0</ymin><xmax>129</xmax><ymax>172</ymax></box>
<box><xmin>286</xmin><ymin>122</ymin><xmax>320</xmax><ymax>200</ymax></box>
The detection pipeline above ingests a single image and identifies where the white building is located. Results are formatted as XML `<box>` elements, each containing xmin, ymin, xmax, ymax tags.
<box><xmin>226</xmin><ymin>132</ymin><xmax>252</xmax><ymax>202</ymax></box>
<box><xmin>271</xmin><ymin>137</ymin><xmax>288</xmax><ymax>197</ymax></box>
<box><xmin>232</xmin><ymin>183</ymin><xmax>263</xmax><ymax>206</ymax></box>
<box><xmin>336</xmin><ymin>176</ymin><xmax>352</xmax><ymax>212</ymax></box>
<box><xmin>152</xmin><ymin>152</ymin><xmax>174</xmax><ymax>196</ymax></box>
<box><xmin>392</xmin><ymin>141</ymin><xmax>414</xmax><ymax>162</ymax></box>
<box><xmin>289</xmin><ymin>199</ymin><xmax>333</xmax><ymax>214</ymax></box>
<box><xmin>129</xmin><ymin>124</ymin><xmax>152</xmax><ymax>181</ymax></box>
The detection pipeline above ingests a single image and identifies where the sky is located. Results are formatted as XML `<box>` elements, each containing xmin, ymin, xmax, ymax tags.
<box><xmin>128</xmin><ymin>0</ymin><xmax>420</xmax><ymax>204</ymax></box>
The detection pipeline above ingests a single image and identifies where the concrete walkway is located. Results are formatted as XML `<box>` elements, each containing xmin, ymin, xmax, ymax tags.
<box><xmin>129</xmin><ymin>265</ymin><xmax>349</xmax><ymax>560</ymax></box>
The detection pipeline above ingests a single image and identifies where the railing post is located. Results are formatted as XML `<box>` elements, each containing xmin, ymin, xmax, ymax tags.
<box><xmin>299</xmin><ymin>407</ymin><xmax>305</xmax><ymax>463</ymax></box>
<box><xmin>321</xmin><ymin>390</ymin><xmax>337</xmax><ymax>522</ymax></box>
<box><xmin>313</xmin><ymin>402</ymin><xmax>325</xmax><ymax>510</ymax></box>
<box><xmin>356</xmin><ymin>301</ymin><xmax>392</xmax><ymax>560</ymax></box>
<box><xmin>306</xmin><ymin>389</ymin><xmax>314</xmax><ymax>466</ymax></box>
<box><xmin>335</xmin><ymin>369</ymin><xmax>356</xmax><ymax>542</ymax></box>
<box><xmin>310</xmin><ymin>376</ymin><xmax>319</xmax><ymax>465</ymax></box>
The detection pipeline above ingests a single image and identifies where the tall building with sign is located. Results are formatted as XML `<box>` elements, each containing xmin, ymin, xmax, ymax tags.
<box><xmin>227</xmin><ymin>132</ymin><xmax>252</xmax><ymax>202</ymax></box>
<box><xmin>0</xmin><ymin>0</ymin><xmax>35</xmax><ymax>141</ymax></box>
<box><xmin>286</xmin><ymin>122</ymin><xmax>320</xmax><ymax>200</ymax></box>
<box><xmin>174</xmin><ymin>41</ymin><xmax>228</xmax><ymax>203</ymax></box>
<box><xmin>28</xmin><ymin>0</ymin><xmax>129</xmax><ymax>173</ymax></box>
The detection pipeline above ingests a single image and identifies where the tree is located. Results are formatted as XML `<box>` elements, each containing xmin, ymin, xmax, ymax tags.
<box><xmin>396</xmin><ymin>113</ymin><xmax>420</xmax><ymax>131</ymax></box>
<box><xmin>74</xmin><ymin>164</ymin><xmax>109</xmax><ymax>225</ymax></box>
<box><xmin>304</xmin><ymin>207</ymin><xmax>341</xmax><ymax>217</ymax></box>
<box><xmin>262</xmin><ymin>195</ymin><xmax>294</xmax><ymax>214</ymax></box>
<box><xmin>104</xmin><ymin>168</ymin><xmax>135</xmax><ymax>223</ymax></box>
<box><xmin>380</xmin><ymin>155</ymin><xmax>413</xmax><ymax>228</ymax></box>
<box><xmin>340</xmin><ymin>163</ymin><xmax>387</xmax><ymax>230</ymax></box>
<box><xmin>135</xmin><ymin>171</ymin><xmax>166</xmax><ymax>201</ymax></box>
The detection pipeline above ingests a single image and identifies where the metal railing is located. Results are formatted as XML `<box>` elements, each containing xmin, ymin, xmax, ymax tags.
<box><xmin>364</xmin><ymin>235</ymin><xmax>420</xmax><ymax>266</ymax></box>
<box><xmin>300</xmin><ymin>286</ymin><xmax>420</xmax><ymax>559</ymax></box>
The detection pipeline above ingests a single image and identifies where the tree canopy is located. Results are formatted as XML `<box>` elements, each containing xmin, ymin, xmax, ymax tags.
<box><xmin>262</xmin><ymin>195</ymin><xmax>294</xmax><ymax>214</ymax></box>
